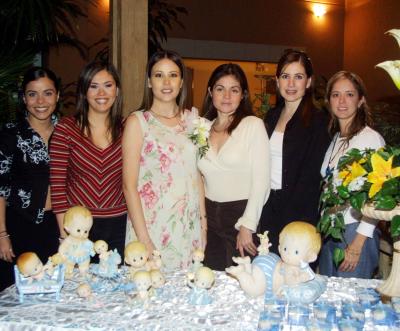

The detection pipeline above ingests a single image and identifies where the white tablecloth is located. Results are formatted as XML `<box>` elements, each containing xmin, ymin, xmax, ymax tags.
<box><xmin>0</xmin><ymin>267</ymin><xmax>383</xmax><ymax>331</ymax></box>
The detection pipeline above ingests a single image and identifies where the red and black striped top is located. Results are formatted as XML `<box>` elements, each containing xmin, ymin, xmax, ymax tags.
<box><xmin>49</xmin><ymin>117</ymin><xmax>127</xmax><ymax>217</ymax></box>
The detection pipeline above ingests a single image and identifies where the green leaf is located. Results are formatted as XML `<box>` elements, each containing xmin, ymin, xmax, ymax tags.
<box><xmin>337</xmin><ymin>186</ymin><xmax>350</xmax><ymax>199</ymax></box>
<box><xmin>333</xmin><ymin>248</ymin><xmax>345</xmax><ymax>268</ymax></box>
<box><xmin>375</xmin><ymin>196</ymin><xmax>397</xmax><ymax>210</ymax></box>
<box><xmin>380</xmin><ymin>178</ymin><xmax>400</xmax><ymax>196</ymax></box>
<box><xmin>391</xmin><ymin>215</ymin><xmax>400</xmax><ymax>237</ymax></box>
<box><xmin>331</xmin><ymin>227</ymin><xmax>343</xmax><ymax>241</ymax></box>
<box><xmin>350</xmin><ymin>192</ymin><xmax>367</xmax><ymax>211</ymax></box>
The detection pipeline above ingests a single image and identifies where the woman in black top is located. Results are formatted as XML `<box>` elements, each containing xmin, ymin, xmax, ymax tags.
<box><xmin>258</xmin><ymin>50</ymin><xmax>330</xmax><ymax>253</ymax></box>
<box><xmin>0</xmin><ymin>67</ymin><xmax>60</xmax><ymax>290</ymax></box>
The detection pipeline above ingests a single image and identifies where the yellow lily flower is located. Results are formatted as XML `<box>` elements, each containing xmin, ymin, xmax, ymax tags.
<box><xmin>339</xmin><ymin>161</ymin><xmax>367</xmax><ymax>187</ymax></box>
<box><xmin>386</xmin><ymin>29</ymin><xmax>400</xmax><ymax>48</ymax></box>
<box><xmin>376</xmin><ymin>60</ymin><xmax>400</xmax><ymax>90</ymax></box>
<box><xmin>367</xmin><ymin>154</ymin><xmax>400</xmax><ymax>198</ymax></box>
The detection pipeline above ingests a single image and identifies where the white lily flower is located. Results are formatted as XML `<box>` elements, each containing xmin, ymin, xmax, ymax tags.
<box><xmin>386</xmin><ymin>29</ymin><xmax>400</xmax><ymax>48</ymax></box>
<box><xmin>376</xmin><ymin>60</ymin><xmax>400</xmax><ymax>90</ymax></box>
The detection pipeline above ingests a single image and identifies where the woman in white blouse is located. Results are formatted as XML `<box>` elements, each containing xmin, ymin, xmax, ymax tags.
<box><xmin>319</xmin><ymin>71</ymin><xmax>385</xmax><ymax>278</ymax></box>
<box><xmin>198</xmin><ymin>63</ymin><xmax>270</xmax><ymax>271</ymax></box>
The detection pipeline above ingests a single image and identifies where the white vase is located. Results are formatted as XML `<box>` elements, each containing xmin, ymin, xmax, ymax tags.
<box><xmin>361</xmin><ymin>204</ymin><xmax>400</xmax><ymax>298</ymax></box>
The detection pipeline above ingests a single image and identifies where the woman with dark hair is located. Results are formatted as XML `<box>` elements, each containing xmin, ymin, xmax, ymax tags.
<box><xmin>258</xmin><ymin>49</ymin><xmax>330</xmax><ymax>254</ymax></box>
<box><xmin>0</xmin><ymin>67</ymin><xmax>60</xmax><ymax>290</ymax></box>
<box><xmin>123</xmin><ymin>50</ymin><xmax>205</xmax><ymax>270</ymax></box>
<box><xmin>50</xmin><ymin>61</ymin><xmax>127</xmax><ymax>260</ymax></box>
<box><xmin>319</xmin><ymin>71</ymin><xmax>384</xmax><ymax>278</ymax></box>
<box><xmin>198</xmin><ymin>63</ymin><xmax>270</xmax><ymax>270</ymax></box>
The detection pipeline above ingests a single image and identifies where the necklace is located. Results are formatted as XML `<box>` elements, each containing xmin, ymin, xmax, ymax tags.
<box><xmin>150</xmin><ymin>109</ymin><xmax>180</xmax><ymax>120</ymax></box>
<box><xmin>325</xmin><ymin>133</ymin><xmax>347</xmax><ymax>177</ymax></box>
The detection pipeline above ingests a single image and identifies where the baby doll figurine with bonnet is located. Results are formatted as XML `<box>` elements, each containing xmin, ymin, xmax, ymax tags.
<box><xmin>58</xmin><ymin>206</ymin><xmax>95</xmax><ymax>279</ymax></box>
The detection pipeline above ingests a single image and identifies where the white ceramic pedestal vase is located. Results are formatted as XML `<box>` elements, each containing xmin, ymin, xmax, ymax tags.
<box><xmin>361</xmin><ymin>205</ymin><xmax>400</xmax><ymax>298</ymax></box>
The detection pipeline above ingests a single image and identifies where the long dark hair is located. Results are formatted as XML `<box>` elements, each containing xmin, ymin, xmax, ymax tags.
<box><xmin>201</xmin><ymin>63</ymin><xmax>253</xmax><ymax>134</ymax></box>
<box><xmin>75</xmin><ymin>61</ymin><xmax>123</xmax><ymax>143</ymax></box>
<box><xmin>326</xmin><ymin>70</ymin><xmax>373</xmax><ymax>144</ymax></box>
<box><xmin>275</xmin><ymin>49</ymin><xmax>314</xmax><ymax>126</ymax></box>
<box><xmin>139</xmin><ymin>50</ymin><xmax>186</xmax><ymax>111</ymax></box>
<box><xmin>19</xmin><ymin>67</ymin><xmax>60</xmax><ymax>120</ymax></box>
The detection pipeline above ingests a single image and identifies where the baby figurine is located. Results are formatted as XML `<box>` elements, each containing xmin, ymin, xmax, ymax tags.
<box><xmin>226</xmin><ymin>221</ymin><xmax>326</xmax><ymax>304</ymax></box>
<box><xmin>257</xmin><ymin>231</ymin><xmax>272</xmax><ymax>256</ymax></box>
<box><xmin>125</xmin><ymin>241</ymin><xmax>150</xmax><ymax>280</ymax></box>
<box><xmin>150</xmin><ymin>269</ymin><xmax>165</xmax><ymax>297</ymax></box>
<box><xmin>187</xmin><ymin>248</ymin><xmax>204</xmax><ymax>279</ymax></box>
<box><xmin>187</xmin><ymin>266</ymin><xmax>215</xmax><ymax>305</ymax></box>
<box><xmin>146</xmin><ymin>250</ymin><xmax>162</xmax><ymax>270</ymax></box>
<box><xmin>58</xmin><ymin>206</ymin><xmax>95</xmax><ymax>279</ymax></box>
<box><xmin>16</xmin><ymin>252</ymin><xmax>48</xmax><ymax>283</ymax></box>
<box><xmin>94</xmin><ymin>240</ymin><xmax>121</xmax><ymax>277</ymax></box>
<box><xmin>132</xmin><ymin>270</ymin><xmax>152</xmax><ymax>308</ymax></box>
<box><xmin>77</xmin><ymin>283</ymin><xmax>92</xmax><ymax>299</ymax></box>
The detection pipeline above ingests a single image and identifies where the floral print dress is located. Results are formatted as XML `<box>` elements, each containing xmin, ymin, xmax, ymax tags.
<box><xmin>126</xmin><ymin>110</ymin><xmax>201</xmax><ymax>270</ymax></box>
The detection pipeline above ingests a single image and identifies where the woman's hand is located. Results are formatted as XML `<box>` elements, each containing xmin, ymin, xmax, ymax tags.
<box><xmin>339</xmin><ymin>233</ymin><xmax>366</xmax><ymax>273</ymax></box>
<box><xmin>0</xmin><ymin>235</ymin><xmax>15</xmax><ymax>262</ymax></box>
<box><xmin>200</xmin><ymin>227</ymin><xmax>207</xmax><ymax>251</ymax></box>
<box><xmin>236</xmin><ymin>226</ymin><xmax>257</xmax><ymax>257</ymax></box>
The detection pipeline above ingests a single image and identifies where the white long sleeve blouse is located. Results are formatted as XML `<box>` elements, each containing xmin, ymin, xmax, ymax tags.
<box><xmin>320</xmin><ymin>126</ymin><xmax>385</xmax><ymax>238</ymax></box>
<box><xmin>198</xmin><ymin>116</ymin><xmax>271</xmax><ymax>232</ymax></box>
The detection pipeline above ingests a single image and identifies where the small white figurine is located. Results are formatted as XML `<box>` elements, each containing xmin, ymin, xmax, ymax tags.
<box><xmin>77</xmin><ymin>283</ymin><xmax>92</xmax><ymax>299</ymax></box>
<box><xmin>58</xmin><ymin>206</ymin><xmax>95</xmax><ymax>279</ymax></box>
<box><xmin>94</xmin><ymin>240</ymin><xmax>121</xmax><ymax>277</ymax></box>
<box><xmin>146</xmin><ymin>250</ymin><xmax>162</xmax><ymax>270</ymax></box>
<box><xmin>132</xmin><ymin>270</ymin><xmax>152</xmax><ymax>308</ymax></box>
<box><xmin>226</xmin><ymin>221</ymin><xmax>326</xmax><ymax>304</ymax></box>
<box><xmin>187</xmin><ymin>248</ymin><xmax>204</xmax><ymax>279</ymax></box>
<box><xmin>257</xmin><ymin>231</ymin><xmax>272</xmax><ymax>255</ymax></box>
<box><xmin>187</xmin><ymin>266</ymin><xmax>214</xmax><ymax>305</ymax></box>
<box><xmin>16</xmin><ymin>252</ymin><xmax>48</xmax><ymax>283</ymax></box>
<box><xmin>124</xmin><ymin>241</ymin><xmax>150</xmax><ymax>280</ymax></box>
<box><xmin>150</xmin><ymin>269</ymin><xmax>165</xmax><ymax>296</ymax></box>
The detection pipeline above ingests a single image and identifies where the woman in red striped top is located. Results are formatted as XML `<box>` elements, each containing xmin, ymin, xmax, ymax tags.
<box><xmin>50</xmin><ymin>61</ymin><xmax>127</xmax><ymax>260</ymax></box>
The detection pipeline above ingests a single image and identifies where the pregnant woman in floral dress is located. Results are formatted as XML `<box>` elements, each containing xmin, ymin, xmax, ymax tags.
<box><xmin>123</xmin><ymin>50</ymin><xmax>206</xmax><ymax>270</ymax></box>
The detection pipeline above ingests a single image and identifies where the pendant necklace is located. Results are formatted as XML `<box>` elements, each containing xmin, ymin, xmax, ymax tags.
<box><xmin>150</xmin><ymin>109</ymin><xmax>180</xmax><ymax>120</ymax></box>
<box><xmin>325</xmin><ymin>133</ymin><xmax>346</xmax><ymax>178</ymax></box>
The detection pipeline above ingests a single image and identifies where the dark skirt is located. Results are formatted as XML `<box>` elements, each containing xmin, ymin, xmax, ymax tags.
<box><xmin>89</xmin><ymin>213</ymin><xmax>127</xmax><ymax>263</ymax></box>
<box><xmin>204</xmin><ymin>198</ymin><xmax>255</xmax><ymax>271</ymax></box>
<box><xmin>0</xmin><ymin>208</ymin><xmax>60</xmax><ymax>291</ymax></box>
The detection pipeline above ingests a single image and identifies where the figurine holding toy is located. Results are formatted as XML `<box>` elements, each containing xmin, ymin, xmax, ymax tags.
<box><xmin>58</xmin><ymin>206</ymin><xmax>95</xmax><ymax>279</ymax></box>
<box><xmin>226</xmin><ymin>221</ymin><xmax>326</xmax><ymax>304</ymax></box>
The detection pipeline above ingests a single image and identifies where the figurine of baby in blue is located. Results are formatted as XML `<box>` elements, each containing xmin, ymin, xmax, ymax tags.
<box><xmin>93</xmin><ymin>240</ymin><xmax>121</xmax><ymax>278</ymax></box>
<box><xmin>187</xmin><ymin>266</ymin><xmax>215</xmax><ymax>305</ymax></box>
<box><xmin>58</xmin><ymin>206</ymin><xmax>95</xmax><ymax>279</ymax></box>
<box><xmin>226</xmin><ymin>221</ymin><xmax>326</xmax><ymax>304</ymax></box>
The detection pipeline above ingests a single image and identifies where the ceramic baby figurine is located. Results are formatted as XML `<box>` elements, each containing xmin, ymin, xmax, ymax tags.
<box><xmin>150</xmin><ymin>269</ymin><xmax>165</xmax><ymax>296</ymax></box>
<box><xmin>125</xmin><ymin>241</ymin><xmax>150</xmax><ymax>280</ymax></box>
<box><xmin>187</xmin><ymin>266</ymin><xmax>215</xmax><ymax>305</ymax></box>
<box><xmin>16</xmin><ymin>252</ymin><xmax>47</xmax><ymax>283</ymax></box>
<box><xmin>58</xmin><ymin>206</ymin><xmax>95</xmax><ymax>279</ymax></box>
<box><xmin>226</xmin><ymin>222</ymin><xmax>326</xmax><ymax>304</ymax></box>
<box><xmin>94</xmin><ymin>240</ymin><xmax>121</xmax><ymax>277</ymax></box>
<box><xmin>77</xmin><ymin>283</ymin><xmax>92</xmax><ymax>299</ymax></box>
<box><xmin>187</xmin><ymin>248</ymin><xmax>204</xmax><ymax>279</ymax></box>
<box><xmin>257</xmin><ymin>231</ymin><xmax>272</xmax><ymax>256</ymax></box>
<box><xmin>133</xmin><ymin>270</ymin><xmax>152</xmax><ymax>308</ymax></box>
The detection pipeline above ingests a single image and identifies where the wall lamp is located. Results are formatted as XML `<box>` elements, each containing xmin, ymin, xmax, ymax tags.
<box><xmin>312</xmin><ymin>3</ymin><xmax>327</xmax><ymax>17</ymax></box>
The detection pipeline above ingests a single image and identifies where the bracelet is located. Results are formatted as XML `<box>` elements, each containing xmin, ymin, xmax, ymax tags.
<box><xmin>0</xmin><ymin>234</ymin><xmax>10</xmax><ymax>239</ymax></box>
<box><xmin>200</xmin><ymin>215</ymin><xmax>207</xmax><ymax>220</ymax></box>
<box><xmin>346</xmin><ymin>247</ymin><xmax>360</xmax><ymax>256</ymax></box>
<box><xmin>0</xmin><ymin>230</ymin><xmax>7</xmax><ymax>234</ymax></box>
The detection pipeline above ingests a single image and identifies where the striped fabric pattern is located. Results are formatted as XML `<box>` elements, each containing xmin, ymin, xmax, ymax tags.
<box><xmin>50</xmin><ymin>117</ymin><xmax>126</xmax><ymax>217</ymax></box>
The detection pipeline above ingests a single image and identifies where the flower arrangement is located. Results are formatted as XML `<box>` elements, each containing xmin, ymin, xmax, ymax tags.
<box><xmin>318</xmin><ymin>146</ymin><xmax>400</xmax><ymax>265</ymax></box>
<box><xmin>184</xmin><ymin>108</ymin><xmax>211</xmax><ymax>158</ymax></box>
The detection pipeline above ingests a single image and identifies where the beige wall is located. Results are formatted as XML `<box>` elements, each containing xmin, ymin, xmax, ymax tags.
<box><xmin>168</xmin><ymin>0</ymin><xmax>345</xmax><ymax>84</ymax></box>
<box><xmin>344</xmin><ymin>0</ymin><xmax>400</xmax><ymax>101</ymax></box>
